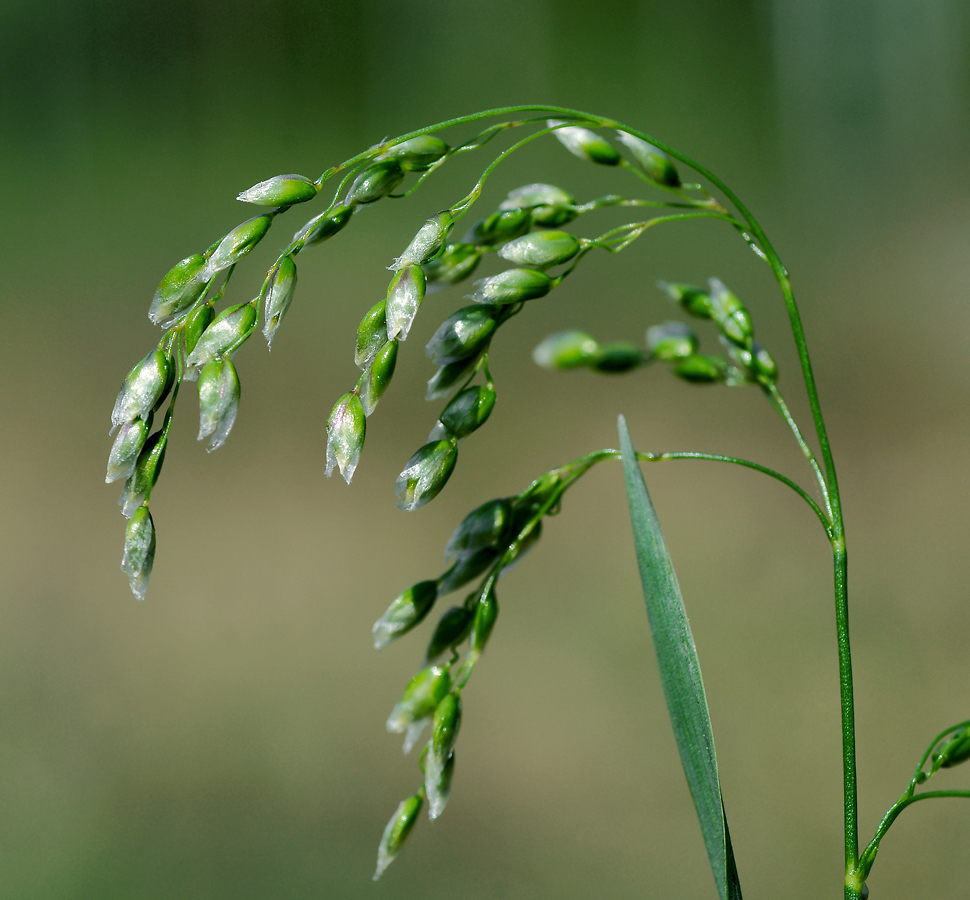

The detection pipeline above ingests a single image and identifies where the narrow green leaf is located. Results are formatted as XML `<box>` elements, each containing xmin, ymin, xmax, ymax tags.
<box><xmin>618</xmin><ymin>415</ymin><xmax>742</xmax><ymax>900</ymax></box>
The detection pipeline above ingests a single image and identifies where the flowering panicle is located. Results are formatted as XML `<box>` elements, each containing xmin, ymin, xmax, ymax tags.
<box><xmin>108</xmin><ymin>113</ymin><xmax>822</xmax><ymax>890</ymax></box>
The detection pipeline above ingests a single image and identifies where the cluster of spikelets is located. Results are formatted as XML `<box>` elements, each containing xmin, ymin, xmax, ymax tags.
<box><xmin>370</xmin><ymin>470</ymin><xmax>567</xmax><ymax>879</ymax></box>
<box><xmin>106</xmin><ymin>114</ymin><xmax>784</xmax><ymax>875</ymax></box>
<box><xmin>105</xmin><ymin>136</ymin><xmax>451</xmax><ymax>598</ymax></box>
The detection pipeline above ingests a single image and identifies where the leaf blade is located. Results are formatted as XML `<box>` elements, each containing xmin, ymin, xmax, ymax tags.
<box><xmin>618</xmin><ymin>415</ymin><xmax>741</xmax><ymax>900</ymax></box>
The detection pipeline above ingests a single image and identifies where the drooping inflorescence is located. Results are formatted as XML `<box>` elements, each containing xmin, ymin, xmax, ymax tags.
<box><xmin>108</xmin><ymin>108</ymin><xmax>785</xmax><ymax>877</ymax></box>
<box><xmin>110</xmin><ymin>107</ymin><xmax>970</xmax><ymax>897</ymax></box>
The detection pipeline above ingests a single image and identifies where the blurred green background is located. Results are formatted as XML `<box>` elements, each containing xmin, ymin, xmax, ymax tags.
<box><xmin>2</xmin><ymin>1</ymin><xmax>969</xmax><ymax>897</ymax></box>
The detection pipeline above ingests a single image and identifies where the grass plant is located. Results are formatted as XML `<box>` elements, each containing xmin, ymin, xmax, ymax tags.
<box><xmin>106</xmin><ymin>106</ymin><xmax>969</xmax><ymax>898</ymax></box>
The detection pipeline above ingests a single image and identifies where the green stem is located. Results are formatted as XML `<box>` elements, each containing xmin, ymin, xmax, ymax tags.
<box><xmin>449</xmin><ymin>121</ymin><xmax>593</xmax><ymax>218</ymax></box>
<box><xmin>551</xmin><ymin>211</ymin><xmax>733</xmax><ymax>289</ymax></box>
<box><xmin>314</xmin><ymin>107</ymin><xmax>592</xmax><ymax>186</ymax></box>
<box><xmin>576</xmin><ymin>194</ymin><xmax>700</xmax><ymax>213</ymax></box>
<box><xmin>588</xmin><ymin>210</ymin><xmax>739</xmax><ymax>252</ymax></box>
<box><xmin>860</xmin><ymin>790</ymin><xmax>970</xmax><ymax>878</ymax></box>
<box><xmin>765</xmin><ymin>383</ymin><xmax>833</xmax><ymax>520</ymax></box>
<box><xmin>514</xmin><ymin>446</ymin><xmax>831</xmax><ymax>535</ymax></box>
<box><xmin>396</xmin><ymin>116</ymin><xmax>559</xmax><ymax>199</ymax></box>
<box><xmin>638</xmin><ymin>451</ymin><xmax>831</xmax><ymax>535</ymax></box>
<box><xmin>618</xmin><ymin>157</ymin><xmax>714</xmax><ymax>204</ymax></box>
<box><xmin>453</xmin><ymin>646</ymin><xmax>482</xmax><ymax>693</ymax></box>
<box><xmin>832</xmin><ymin>540</ymin><xmax>856</xmax><ymax>885</ymax></box>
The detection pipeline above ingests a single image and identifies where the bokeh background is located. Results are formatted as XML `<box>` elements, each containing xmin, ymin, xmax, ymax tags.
<box><xmin>2</xmin><ymin>1</ymin><xmax>969</xmax><ymax>897</ymax></box>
